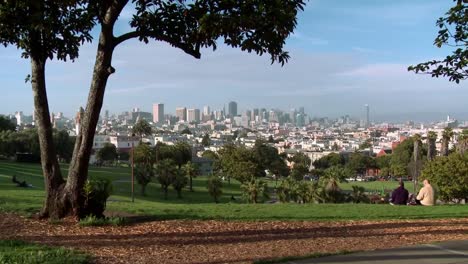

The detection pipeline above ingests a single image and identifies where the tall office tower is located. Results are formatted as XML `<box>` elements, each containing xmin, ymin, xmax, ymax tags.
<box><xmin>261</xmin><ymin>109</ymin><xmax>269</xmax><ymax>121</ymax></box>
<box><xmin>14</xmin><ymin>111</ymin><xmax>23</xmax><ymax>126</ymax></box>
<box><xmin>176</xmin><ymin>107</ymin><xmax>187</xmax><ymax>121</ymax></box>
<box><xmin>152</xmin><ymin>103</ymin><xmax>164</xmax><ymax>123</ymax></box>
<box><xmin>187</xmin><ymin>108</ymin><xmax>200</xmax><ymax>123</ymax></box>
<box><xmin>296</xmin><ymin>113</ymin><xmax>305</xmax><ymax>127</ymax></box>
<box><xmin>244</xmin><ymin>110</ymin><xmax>252</xmax><ymax>121</ymax></box>
<box><xmin>269</xmin><ymin>110</ymin><xmax>278</xmax><ymax>122</ymax></box>
<box><xmin>228</xmin><ymin>101</ymin><xmax>238</xmax><ymax>117</ymax></box>
<box><xmin>214</xmin><ymin>110</ymin><xmax>223</xmax><ymax>120</ymax></box>
<box><xmin>290</xmin><ymin>108</ymin><xmax>297</xmax><ymax>124</ymax></box>
<box><xmin>299</xmin><ymin>107</ymin><xmax>305</xmax><ymax>115</ymax></box>
<box><xmin>365</xmin><ymin>104</ymin><xmax>370</xmax><ymax>128</ymax></box>
<box><xmin>133</xmin><ymin>107</ymin><xmax>140</xmax><ymax>112</ymax></box>
<box><xmin>104</xmin><ymin>110</ymin><xmax>109</xmax><ymax>121</ymax></box>
<box><xmin>203</xmin><ymin>106</ymin><xmax>211</xmax><ymax>116</ymax></box>
<box><xmin>252</xmin><ymin>108</ymin><xmax>259</xmax><ymax>121</ymax></box>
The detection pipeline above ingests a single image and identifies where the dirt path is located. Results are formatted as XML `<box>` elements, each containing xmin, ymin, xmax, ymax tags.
<box><xmin>1</xmin><ymin>214</ymin><xmax>468</xmax><ymax>264</ymax></box>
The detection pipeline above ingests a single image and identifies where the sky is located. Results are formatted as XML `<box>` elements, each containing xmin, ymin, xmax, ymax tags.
<box><xmin>0</xmin><ymin>0</ymin><xmax>467</xmax><ymax>122</ymax></box>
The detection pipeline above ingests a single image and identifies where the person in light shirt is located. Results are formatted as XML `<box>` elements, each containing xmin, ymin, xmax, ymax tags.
<box><xmin>416</xmin><ymin>179</ymin><xmax>435</xmax><ymax>206</ymax></box>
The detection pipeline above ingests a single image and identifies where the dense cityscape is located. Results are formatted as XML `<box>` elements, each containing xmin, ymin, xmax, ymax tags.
<box><xmin>2</xmin><ymin>101</ymin><xmax>464</xmax><ymax>169</ymax></box>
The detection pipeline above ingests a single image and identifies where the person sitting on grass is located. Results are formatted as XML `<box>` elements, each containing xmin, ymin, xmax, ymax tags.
<box><xmin>416</xmin><ymin>179</ymin><xmax>435</xmax><ymax>206</ymax></box>
<box><xmin>390</xmin><ymin>181</ymin><xmax>408</xmax><ymax>205</ymax></box>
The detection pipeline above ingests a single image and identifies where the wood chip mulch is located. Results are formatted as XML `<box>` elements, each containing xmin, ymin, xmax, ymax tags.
<box><xmin>1</xmin><ymin>213</ymin><xmax>467</xmax><ymax>264</ymax></box>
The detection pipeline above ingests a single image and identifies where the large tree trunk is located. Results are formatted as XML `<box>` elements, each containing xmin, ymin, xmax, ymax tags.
<box><xmin>39</xmin><ymin>3</ymin><xmax>125</xmax><ymax>218</ymax></box>
<box><xmin>65</xmin><ymin>23</ymin><xmax>116</xmax><ymax>218</ymax></box>
<box><xmin>427</xmin><ymin>139</ymin><xmax>436</xmax><ymax>161</ymax></box>
<box><xmin>31</xmin><ymin>57</ymin><xmax>68</xmax><ymax>219</ymax></box>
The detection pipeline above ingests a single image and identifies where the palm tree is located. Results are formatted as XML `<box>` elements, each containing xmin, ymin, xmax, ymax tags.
<box><xmin>427</xmin><ymin>131</ymin><xmax>437</xmax><ymax>161</ymax></box>
<box><xmin>183</xmin><ymin>161</ymin><xmax>199</xmax><ymax>192</ymax></box>
<box><xmin>441</xmin><ymin>128</ymin><xmax>453</xmax><ymax>156</ymax></box>
<box><xmin>456</xmin><ymin>130</ymin><xmax>468</xmax><ymax>155</ymax></box>
<box><xmin>132</xmin><ymin>119</ymin><xmax>152</xmax><ymax>141</ymax></box>
<box><xmin>412</xmin><ymin>134</ymin><xmax>422</xmax><ymax>193</ymax></box>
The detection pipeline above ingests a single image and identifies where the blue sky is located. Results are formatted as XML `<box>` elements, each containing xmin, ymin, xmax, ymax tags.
<box><xmin>0</xmin><ymin>0</ymin><xmax>466</xmax><ymax>121</ymax></box>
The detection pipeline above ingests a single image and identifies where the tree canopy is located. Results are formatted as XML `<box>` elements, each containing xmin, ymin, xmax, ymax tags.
<box><xmin>421</xmin><ymin>153</ymin><xmax>468</xmax><ymax>202</ymax></box>
<box><xmin>0</xmin><ymin>116</ymin><xmax>15</xmax><ymax>132</ymax></box>
<box><xmin>408</xmin><ymin>0</ymin><xmax>467</xmax><ymax>83</ymax></box>
<box><xmin>132</xmin><ymin>119</ymin><xmax>152</xmax><ymax>140</ymax></box>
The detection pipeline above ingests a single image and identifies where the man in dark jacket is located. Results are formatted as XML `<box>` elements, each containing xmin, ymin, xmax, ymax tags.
<box><xmin>390</xmin><ymin>181</ymin><xmax>409</xmax><ymax>205</ymax></box>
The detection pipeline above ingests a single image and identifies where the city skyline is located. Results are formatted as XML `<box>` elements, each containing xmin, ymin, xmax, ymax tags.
<box><xmin>1</xmin><ymin>0</ymin><xmax>466</xmax><ymax>120</ymax></box>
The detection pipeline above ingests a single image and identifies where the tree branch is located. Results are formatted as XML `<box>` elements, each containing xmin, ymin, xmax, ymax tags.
<box><xmin>114</xmin><ymin>31</ymin><xmax>201</xmax><ymax>59</ymax></box>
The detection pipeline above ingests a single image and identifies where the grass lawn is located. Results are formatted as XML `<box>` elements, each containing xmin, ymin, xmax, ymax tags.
<box><xmin>1</xmin><ymin>160</ymin><xmax>467</xmax><ymax>221</ymax></box>
<box><xmin>0</xmin><ymin>240</ymin><xmax>90</xmax><ymax>264</ymax></box>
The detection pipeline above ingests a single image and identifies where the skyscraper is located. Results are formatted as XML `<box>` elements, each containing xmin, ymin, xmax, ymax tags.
<box><xmin>187</xmin><ymin>108</ymin><xmax>200</xmax><ymax>123</ymax></box>
<box><xmin>228</xmin><ymin>101</ymin><xmax>238</xmax><ymax>117</ymax></box>
<box><xmin>152</xmin><ymin>103</ymin><xmax>164</xmax><ymax>123</ymax></box>
<box><xmin>365</xmin><ymin>104</ymin><xmax>370</xmax><ymax>128</ymax></box>
<box><xmin>203</xmin><ymin>106</ymin><xmax>211</xmax><ymax>116</ymax></box>
<box><xmin>176</xmin><ymin>107</ymin><xmax>187</xmax><ymax>121</ymax></box>
<box><xmin>252</xmin><ymin>108</ymin><xmax>259</xmax><ymax>122</ymax></box>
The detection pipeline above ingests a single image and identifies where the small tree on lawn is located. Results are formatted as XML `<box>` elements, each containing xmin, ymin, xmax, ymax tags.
<box><xmin>172</xmin><ymin>172</ymin><xmax>188</xmax><ymax>199</ymax></box>
<box><xmin>183</xmin><ymin>161</ymin><xmax>199</xmax><ymax>192</ymax></box>
<box><xmin>207</xmin><ymin>175</ymin><xmax>223</xmax><ymax>203</ymax></box>
<box><xmin>135</xmin><ymin>165</ymin><xmax>154</xmax><ymax>196</ymax></box>
<box><xmin>156</xmin><ymin>159</ymin><xmax>177</xmax><ymax>200</ymax></box>
<box><xmin>133</xmin><ymin>143</ymin><xmax>156</xmax><ymax>196</ymax></box>
<box><xmin>96</xmin><ymin>143</ymin><xmax>117</xmax><ymax>165</ymax></box>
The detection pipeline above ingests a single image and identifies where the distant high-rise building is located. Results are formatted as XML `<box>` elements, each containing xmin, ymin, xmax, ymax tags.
<box><xmin>296</xmin><ymin>113</ymin><xmax>305</xmax><ymax>127</ymax></box>
<box><xmin>214</xmin><ymin>110</ymin><xmax>223</xmax><ymax>120</ymax></box>
<box><xmin>261</xmin><ymin>108</ymin><xmax>269</xmax><ymax>121</ymax></box>
<box><xmin>365</xmin><ymin>104</ymin><xmax>370</xmax><ymax>128</ymax></box>
<box><xmin>176</xmin><ymin>107</ymin><xmax>187</xmax><ymax>122</ymax></box>
<box><xmin>243</xmin><ymin>110</ymin><xmax>252</xmax><ymax>121</ymax></box>
<box><xmin>14</xmin><ymin>111</ymin><xmax>23</xmax><ymax>126</ymax></box>
<box><xmin>252</xmin><ymin>108</ymin><xmax>259</xmax><ymax>121</ymax></box>
<box><xmin>299</xmin><ymin>107</ymin><xmax>305</xmax><ymax>115</ymax></box>
<box><xmin>228</xmin><ymin>101</ymin><xmax>238</xmax><ymax>117</ymax></box>
<box><xmin>290</xmin><ymin>108</ymin><xmax>297</xmax><ymax>124</ymax></box>
<box><xmin>133</xmin><ymin>107</ymin><xmax>140</xmax><ymax>113</ymax></box>
<box><xmin>203</xmin><ymin>106</ymin><xmax>211</xmax><ymax>116</ymax></box>
<box><xmin>269</xmin><ymin>110</ymin><xmax>278</xmax><ymax>123</ymax></box>
<box><xmin>187</xmin><ymin>108</ymin><xmax>200</xmax><ymax>123</ymax></box>
<box><xmin>104</xmin><ymin>110</ymin><xmax>109</xmax><ymax>121</ymax></box>
<box><xmin>153</xmin><ymin>103</ymin><xmax>164</xmax><ymax>123</ymax></box>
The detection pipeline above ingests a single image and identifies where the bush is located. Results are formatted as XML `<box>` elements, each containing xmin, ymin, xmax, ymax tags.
<box><xmin>421</xmin><ymin>153</ymin><xmax>468</xmax><ymax>202</ymax></box>
<box><xmin>241</xmin><ymin>179</ymin><xmax>269</xmax><ymax>204</ymax></box>
<box><xmin>317</xmin><ymin>178</ymin><xmax>345</xmax><ymax>203</ymax></box>
<box><xmin>276</xmin><ymin>178</ymin><xmax>298</xmax><ymax>203</ymax></box>
<box><xmin>296</xmin><ymin>181</ymin><xmax>319</xmax><ymax>203</ymax></box>
<box><xmin>207</xmin><ymin>175</ymin><xmax>223</xmax><ymax>203</ymax></box>
<box><xmin>82</xmin><ymin>177</ymin><xmax>113</xmax><ymax>218</ymax></box>
<box><xmin>79</xmin><ymin>215</ymin><xmax>126</xmax><ymax>227</ymax></box>
<box><xmin>347</xmin><ymin>185</ymin><xmax>370</xmax><ymax>204</ymax></box>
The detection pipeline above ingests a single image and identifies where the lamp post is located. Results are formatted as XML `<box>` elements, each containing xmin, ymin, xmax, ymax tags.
<box><xmin>131</xmin><ymin>133</ymin><xmax>135</xmax><ymax>203</ymax></box>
